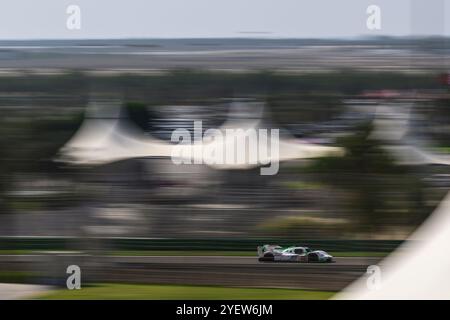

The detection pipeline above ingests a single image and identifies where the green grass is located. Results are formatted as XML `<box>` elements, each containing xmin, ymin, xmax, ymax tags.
<box><xmin>39</xmin><ymin>283</ymin><xmax>335</xmax><ymax>300</ymax></box>
<box><xmin>0</xmin><ymin>249</ymin><xmax>389</xmax><ymax>257</ymax></box>
<box><xmin>328</xmin><ymin>251</ymin><xmax>389</xmax><ymax>257</ymax></box>
<box><xmin>108</xmin><ymin>250</ymin><xmax>388</xmax><ymax>257</ymax></box>
<box><xmin>283</xmin><ymin>181</ymin><xmax>325</xmax><ymax>190</ymax></box>
<box><xmin>0</xmin><ymin>250</ymin><xmax>36</xmax><ymax>255</ymax></box>
<box><xmin>0</xmin><ymin>250</ymin><xmax>81</xmax><ymax>255</ymax></box>
<box><xmin>435</xmin><ymin>146</ymin><xmax>450</xmax><ymax>154</ymax></box>
<box><xmin>107</xmin><ymin>250</ymin><xmax>256</xmax><ymax>256</ymax></box>
<box><xmin>0</xmin><ymin>271</ymin><xmax>37</xmax><ymax>283</ymax></box>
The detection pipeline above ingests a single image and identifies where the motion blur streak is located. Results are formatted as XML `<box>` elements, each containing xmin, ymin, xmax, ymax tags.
<box><xmin>0</xmin><ymin>36</ymin><xmax>449</xmax><ymax>299</ymax></box>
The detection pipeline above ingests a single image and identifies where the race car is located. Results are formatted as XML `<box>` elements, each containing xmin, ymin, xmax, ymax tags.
<box><xmin>257</xmin><ymin>244</ymin><xmax>333</xmax><ymax>263</ymax></box>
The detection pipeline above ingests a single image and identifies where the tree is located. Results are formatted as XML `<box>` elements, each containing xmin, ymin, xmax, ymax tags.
<box><xmin>303</xmin><ymin>123</ymin><xmax>425</xmax><ymax>234</ymax></box>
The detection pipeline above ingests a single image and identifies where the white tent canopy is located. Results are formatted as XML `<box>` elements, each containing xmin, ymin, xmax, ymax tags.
<box><xmin>57</xmin><ymin>99</ymin><xmax>345</xmax><ymax>169</ymax></box>
<box><xmin>370</xmin><ymin>103</ymin><xmax>450</xmax><ymax>166</ymax></box>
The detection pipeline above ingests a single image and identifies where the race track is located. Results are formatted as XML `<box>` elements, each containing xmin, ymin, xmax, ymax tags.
<box><xmin>99</xmin><ymin>256</ymin><xmax>382</xmax><ymax>291</ymax></box>
<box><xmin>104</xmin><ymin>255</ymin><xmax>379</xmax><ymax>265</ymax></box>
<box><xmin>0</xmin><ymin>255</ymin><xmax>382</xmax><ymax>291</ymax></box>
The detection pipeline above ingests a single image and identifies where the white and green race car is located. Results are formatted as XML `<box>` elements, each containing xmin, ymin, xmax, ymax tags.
<box><xmin>257</xmin><ymin>244</ymin><xmax>333</xmax><ymax>263</ymax></box>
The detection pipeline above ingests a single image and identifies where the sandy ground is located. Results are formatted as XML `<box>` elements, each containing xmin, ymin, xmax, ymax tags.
<box><xmin>0</xmin><ymin>283</ymin><xmax>52</xmax><ymax>300</ymax></box>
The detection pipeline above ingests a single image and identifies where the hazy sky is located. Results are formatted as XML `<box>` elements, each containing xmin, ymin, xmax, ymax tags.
<box><xmin>0</xmin><ymin>0</ymin><xmax>447</xmax><ymax>39</ymax></box>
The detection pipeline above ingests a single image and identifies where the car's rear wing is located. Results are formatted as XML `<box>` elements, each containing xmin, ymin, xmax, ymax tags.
<box><xmin>257</xmin><ymin>246</ymin><xmax>263</xmax><ymax>257</ymax></box>
<box><xmin>257</xmin><ymin>244</ymin><xmax>281</xmax><ymax>257</ymax></box>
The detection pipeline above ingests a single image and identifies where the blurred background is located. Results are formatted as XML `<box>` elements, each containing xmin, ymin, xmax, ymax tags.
<box><xmin>0</xmin><ymin>0</ymin><xmax>449</xmax><ymax>299</ymax></box>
